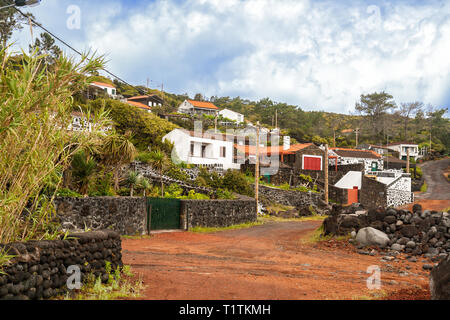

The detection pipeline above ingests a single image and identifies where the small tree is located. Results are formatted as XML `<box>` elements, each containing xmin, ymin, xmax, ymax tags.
<box><xmin>127</xmin><ymin>171</ymin><xmax>139</xmax><ymax>196</ymax></box>
<box><xmin>71</xmin><ymin>150</ymin><xmax>97</xmax><ymax>196</ymax></box>
<box><xmin>149</xmin><ymin>150</ymin><xmax>168</xmax><ymax>197</ymax></box>
<box><xmin>102</xmin><ymin>131</ymin><xmax>137</xmax><ymax>191</ymax></box>
<box><xmin>137</xmin><ymin>176</ymin><xmax>151</xmax><ymax>197</ymax></box>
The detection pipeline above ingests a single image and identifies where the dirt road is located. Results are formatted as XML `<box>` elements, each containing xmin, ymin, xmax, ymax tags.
<box><xmin>416</xmin><ymin>158</ymin><xmax>450</xmax><ymax>201</ymax></box>
<box><xmin>123</xmin><ymin>221</ymin><xmax>430</xmax><ymax>300</ymax></box>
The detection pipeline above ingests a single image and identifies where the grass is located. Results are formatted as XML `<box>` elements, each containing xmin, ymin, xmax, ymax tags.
<box><xmin>190</xmin><ymin>221</ymin><xmax>264</xmax><ymax>233</ymax></box>
<box><xmin>121</xmin><ymin>234</ymin><xmax>153</xmax><ymax>240</ymax></box>
<box><xmin>352</xmin><ymin>290</ymin><xmax>388</xmax><ymax>300</ymax></box>
<box><xmin>60</xmin><ymin>263</ymin><xmax>145</xmax><ymax>300</ymax></box>
<box><xmin>305</xmin><ymin>224</ymin><xmax>351</xmax><ymax>244</ymax></box>
<box><xmin>0</xmin><ymin>250</ymin><xmax>15</xmax><ymax>275</ymax></box>
<box><xmin>420</xmin><ymin>182</ymin><xmax>428</xmax><ymax>192</ymax></box>
<box><xmin>259</xmin><ymin>214</ymin><xmax>327</xmax><ymax>223</ymax></box>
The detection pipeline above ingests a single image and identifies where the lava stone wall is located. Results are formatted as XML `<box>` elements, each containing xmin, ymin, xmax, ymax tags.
<box><xmin>181</xmin><ymin>199</ymin><xmax>257</xmax><ymax>229</ymax></box>
<box><xmin>54</xmin><ymin>197</ymin><xmax>147</xmax><ymax>235</ymax></box>
<box><xmin>258</xmin><ymin>184</ymin><xmax>322</xmax><ymax>208</ymax></box>
<box><xmin>360</xmin><ymin>175</ymin><xmax>387</xmax><ymax>209</ymax></box>
<box><xmin>0</xmin><ymin>230</ymin><xmax>122</xmax><ymax>300</ymax></box>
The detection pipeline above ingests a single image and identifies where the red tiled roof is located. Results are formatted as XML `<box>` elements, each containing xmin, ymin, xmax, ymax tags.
<box><xmin>91</xmin><ymin>81</ymin><xmax>116</xmax><ymax>89</ymax></box>
<box><xmin>126</xmin><ymin>101</ymin><xmax>151</xmax><ymax>110</ymax></box>
<box><xmin>187</xmin><ymin>100</ymin><xmax>219</xmax><ymax>110</ymax></box>
<box><xmin>235</xmin><ymin>143</ymin><xmax>312</xmax><ymax>156</ymax></box>
<box><xmin>331</xmin><ymin>147</ymin><xmax>381</xmax><ymax>159</ymax></box>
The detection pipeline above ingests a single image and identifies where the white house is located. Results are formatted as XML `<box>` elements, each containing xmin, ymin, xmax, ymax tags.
<box><xmin>385</xmin><ymin>142</ymin><xmax>420</xmax><ymax>161</ymax></box>
<box><xmin>163</xmin><ymin>128</ymin><xmax>240</xmax><ymax>170</ymax></box>
<box><xmin>329</xmin><ymin>148</ymin><xmax>384</xmax><ymax>173</ymax></box>
<box><xmin>178</xmin><ymin>100</ymin><xmax>219</xmax><ymax>116</ymax></box>
<box><xmin>90</xmin><ymin>82</ymin><xmax>117</xmax><ymax>98</ymax></box>
<box><xmin>218</xmin><ymin>109</ymin><xmax>244</xmax><ymax>124</ymax></box>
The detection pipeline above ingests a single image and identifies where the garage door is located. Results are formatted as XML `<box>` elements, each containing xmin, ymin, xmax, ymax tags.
<box><xmin>303</xmin><ymin>156</ymin><xmax>322</xmax><ymax>170</ymax></box>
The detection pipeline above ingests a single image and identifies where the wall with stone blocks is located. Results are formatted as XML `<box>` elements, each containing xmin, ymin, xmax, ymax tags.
<box><xmin>0</xmin><ymin>230</ymin><xmax>122</xmax><ymax>300</ymax></box>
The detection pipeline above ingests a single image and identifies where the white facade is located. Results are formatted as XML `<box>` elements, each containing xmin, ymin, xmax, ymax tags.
<box><xmin>219</xmin><ymin>109</ymin><xmax>244</xmax><ymax>123</ymax></box>
<box><xmin>163</xmin><ymin>129</ymin><xmax>240</xmax><ymax>170</ymax></box>
<box><xmin>328</xmin><ymin>150</ymin><xmax>384</xmax><ymax>173</ymax></box>
<box><xmin>386</xmin><ymin>143</ymin><xmax>420</xmax><ymax>161</ymax></box>
<box><xmin>90</xmin><ymin>82</ymin><xmax>117</xmax><ymax>98</ymax></box>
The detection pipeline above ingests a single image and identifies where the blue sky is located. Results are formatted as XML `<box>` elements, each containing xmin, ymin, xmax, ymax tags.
<box><xmin>10</xmin><ymin>0</ymin><xmax>450</xmax><ymax>114</ymax></box>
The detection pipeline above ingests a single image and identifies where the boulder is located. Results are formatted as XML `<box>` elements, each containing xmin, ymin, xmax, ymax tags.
<box><xmin>401</xmin><ymin>225</ymin><xmax>419</xmax><ymax>238</ymax></box>
<box><xmin>430</xmin><ymin>254</ymin><xmax>450</xmax><ymax>300</ymax></box>
<box><xmin>391</xmin><ymin>243</ymin><xmax>404</xmax><ymax>251</ymax></box>
<box><xmin>412</xmin><ymin>203</ymin><xmax>422</xmax><ymax>213</ymax></box>
<box><xmin>356</xmin><ymin>227</ymin><xmax>390</xmax><ymax>248</ymax></box>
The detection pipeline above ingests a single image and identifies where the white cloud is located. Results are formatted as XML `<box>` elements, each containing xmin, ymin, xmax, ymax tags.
<box><xmin>11</xmin><ymin>0</ymin><xmax>450</xmax><ymax>113</ymax></box>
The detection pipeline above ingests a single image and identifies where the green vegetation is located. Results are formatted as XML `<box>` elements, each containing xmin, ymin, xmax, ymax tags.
<box><xmin>190</xmin><ymin>221</ymin><xmax>263</xmax><ymax>233</ymax></box>
<box><xmin>420</xmin><ymin>182</ymin><xmax>428</xmax><ymax>192</ymax></box>
<box><xmin>259</xmin><ymin>214</ymin><xmax>327</xmax><ymax>223</ymax></box>
<box><xmin>0</xmin><ymin>47</ymin><xmax>109</xmax><ymax>244</ymax></box>
<box><xmin>61</xmin><ymin>262</ymin><xmax>144</xmax><ymax>300</ymax></box>
<box><xmin>306</xmin><ymin>224</ymin><xmax>351</xmax><ymax>243</ymax></box>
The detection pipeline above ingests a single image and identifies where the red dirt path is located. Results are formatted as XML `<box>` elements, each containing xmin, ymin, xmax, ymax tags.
<box><xmin>122</xmin><ymin>221</ymin><xmax>431</xmax><ymax>300</ymax></box>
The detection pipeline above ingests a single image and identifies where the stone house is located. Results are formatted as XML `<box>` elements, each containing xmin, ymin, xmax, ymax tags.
<box><xmin>385</xmin><ymin>142</ymin><xmax>420</xmax><ymax>161</ymax></box>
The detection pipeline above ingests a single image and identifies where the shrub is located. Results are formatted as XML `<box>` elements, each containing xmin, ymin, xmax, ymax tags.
<box><xmin>216</xmin><ymin>188</ymin><xmax>235</xmax><ymax>199</ymax></box>
<box><xmin>166</xmin><ymin>166</ymin><xmax>190</xmax><ymax>182</ymax></box>
<box><xmin>222</xmin><ymin>170</ymin><xmax>254</xmax><ymax>197</ymax></box>
<box><xmin>55</xmin><ymin>188</ymin><xmax>83</xmax><ymax>198</ymax></box>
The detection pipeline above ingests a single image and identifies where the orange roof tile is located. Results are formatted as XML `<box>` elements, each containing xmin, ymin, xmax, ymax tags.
<box><xmin>187</xmin><ymin>100</ymin><xmax>219</xmax><ymax>110</ymax></box>
<box><xmin>91</xmin><ymin>81</ymin><xmax>116</xmax><ymax>89</ymax></box>
<box><xmin>126</xmin><ymin>101</ymin><xmax>151</xmax><ymax>110</ymax></box>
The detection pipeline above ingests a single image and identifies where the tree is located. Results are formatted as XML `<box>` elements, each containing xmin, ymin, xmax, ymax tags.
<box><xmin>137</xmin><ymin>176</ymin><xmax>151</xmax><ymax>197</ymax></box>
<box><xmin>0</xmin><ymin>1</ymin><xmax>34</xmax><ymax>49</ymax></box>
<box><xmin>127</xmin><ymin>171</ymin><xmax>140</xmax><ymax>196</ymax></box>
<box><xmin>399</xmin><ymin>101</ymin><xmax>423</xmax><ymax>139</ymax></box>
<box><xmin>29</xmin><ymin>32</ymin><xmax>62</xmax><ymax>66</ymax></box>
<box><xmin>149</xmin><ymin>150</ymin><xmax>168</xmax><ymax>197</ymax></box>
<box><xmin>355</xmin><ymin>91</ymin><xmax>397</xmax><ymax>138</ymax></box>
<box><xmin>71</xmin><ymin>150</ymin><xmax>97</xmax><ymax>196</ymax></box>
<box><xmin>194</xmin><ymin>93</ymin><xmax>204</xmax><ymax>101</ymax></box>
<box><xmin>102</xmin><ymin>131</ymin><xmax>137</xmax><ymax>191</ymax></box>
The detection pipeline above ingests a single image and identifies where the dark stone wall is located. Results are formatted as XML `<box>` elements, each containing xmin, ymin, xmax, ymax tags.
<box><xmin>293</xmin><ymin>145</ymin><xmax>326</xmax><ymax>171</ymax></box>
<box><xmin>0</xmin><ymin>230</ymin><xmax>122</xmax><ymax>300</ymax></box>
<box><xmin>258</xmin><ymin>184</ymin><xmax>322</xmax><ymax>208</ymax></box>
<box><xmin>360</xmin><ymin>175</ymin><xmax>387</xmax><ymax>209</ymax></box>
<box><xmin>54</xmin><ymin>197</ymin><xmax>147</xmax><ymax>236</ymax></box>
<box><xmin>181</xmin><ymin>199</ymin><xmax>257</xmax><ymax>229</ymax></box>
<box><xmin>328</xmin><ymin>185</ymin><xmax>349</xmax><ymax>205</ymax></box>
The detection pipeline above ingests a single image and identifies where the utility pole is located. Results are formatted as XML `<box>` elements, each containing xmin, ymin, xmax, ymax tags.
<box><xmin>324</xmin><ymin>144</ymin><xmax>329</xmax><ymax>205</ymax></box>
<box><xmin>214</xmin><ymin>111</ymin><xmax>218</xmax><ymax>133</ymax></box>
<box><xmin>406</xmin><ymin>147</ymin><xmax>410</xmax><ymax>174</ymax></box>
<box><xmin>355</xmin><ymin>128</ymin><xmax>360</xmax><ymax>148</ymax></box>
<box><xmin>255</xmin><ymin>122</ymin><xmax>260</xmax><ymax>212</ymax></box>
<box><xmin>275</xmin><ymin>109</ymin><xmax>278</xmax><ymax>130</ymax></box>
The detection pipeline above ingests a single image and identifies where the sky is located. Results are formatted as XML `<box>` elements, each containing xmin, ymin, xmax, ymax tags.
<box><xmin>9</xmin><ymin>0</ymin><xmax>450</xmax><ymax>114</ymax></box>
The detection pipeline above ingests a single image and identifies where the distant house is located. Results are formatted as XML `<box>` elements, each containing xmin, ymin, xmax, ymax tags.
<box><xmin>329</xmin><ymin>148</ymin><xmax>383</xmax><ymax>173</ymax></box>
<box><xmin>357</xmin><ymin>144</ymin><xmax>388</xmax><ymax>156</ymax></box>
<box><xmin>384</xmin><ymin>142</ymin><xmax>420</xmax><ymax>161</ymax></box>
<box><xmin>68</xmin><ymin>112</ymin><xmax>111</xmax><ymax>133</ymax></box>
<box><xmin>178</xmin><ymin>100</ymin><xmax>219</xmax><ymax>116</ymax></box>
<box><xmin>163</xmin><ymin>128</ymin><xmax>240</xmax><ymax>171</ymax></box>
<box><xmin>127</xmin><ymin>95</ymin><xmax>163</xmax><ymax>108</ymax></box>
<box><xmin>218</xmin><ymin>109</ymin><xmax>244</xmax><ymax>124</ymax></box>
<box><xmin>90</xmin><ymin>82</ymin><xmax>117</xmax><ymax>98</ymax></box>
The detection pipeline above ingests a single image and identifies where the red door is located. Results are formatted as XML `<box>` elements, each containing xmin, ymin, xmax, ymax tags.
<box><xmin>347</xmin><ymin>187</ymin><xmax>359</xmax><ymax>205</ymax></box>
<box><xmin>303</xmin><ymin>156</ymin><xmax>322</xmax><ymax>170</ymax></box>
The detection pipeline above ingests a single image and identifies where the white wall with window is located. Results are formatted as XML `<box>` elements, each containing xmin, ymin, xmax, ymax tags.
<box><xmin>163</xmin><ymin>129</ymin><xmax>240</xmax><ymax>170</ymax></box>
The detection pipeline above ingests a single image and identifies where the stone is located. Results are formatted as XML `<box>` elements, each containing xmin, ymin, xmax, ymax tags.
<box><xmin>391</xmin><ymin>243</ymin><xmax>404</xmax><ymax>251</ymax></box>
<box><xmin>412</xmin><ymin>204</ymin><xmax>422</xmax><ymax>213</ymax></box>
<box><xmin>423</xmin><ymin>264</ymin><xmax>433</xmax><ymax>270</ymax></box>
<box><xmin>356</xmin><ymin>227</ymin><xmax>390</xmax><ymax>248</ymax></box>
<box><xmin>430</xmin><ymin>254</ymin><xmax>450</xmax><ymax>300</ymax></box>
<box><xmin>406</xmin><ymin>241</ymin><xmax>416</xmax><ymax>249</ymax></box>
<box><xmin>401</xmin><ymin>225</ymin><xmax>418</xmax><ymax>238</ymax></box>
<box><xmin>384</xmin><ymin>215</ymin><xmax>397</xmax><ymax>225</ymax></box>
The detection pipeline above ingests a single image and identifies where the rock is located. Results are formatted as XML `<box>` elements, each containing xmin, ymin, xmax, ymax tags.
<box><xmin>408</xmin><ymin>257</ymin><xmax>418</xmax><ymax>263</ymax></box>
<box><xmin>384</xmin><ymin>215</ymin><xmax>397</xmax><ymax>225</ymax></box>
<box><xmin>356</xmin><ymin>227</ymin><xmax>390</xmax><ymax>248</ymax></box>
<box><xmin>430</xmin><ymin>254</ymin><xmax>450</xmax><ymax>300</ymax></box>
<box><xmin>396</xmin><ymin>220</ymin><xmax>404</xmax><ymax>227</ymax></box>
<box><xmin>391</xmin><ymin>243</ymin><xmax>404</xmax><ymax>252</ymax></box>
<box><xmin>382</xmin><ymin>256</ymin><xmax>395</xmax><ymax>261</ymax></box>
<box><xmin>351</xmin><ymin>231</ymin><xmax>357</xmax><ymax>238</ymax></box>
<box><xmin>401</xmin><ymin>225</ymin><xmax>418</xmax><ymax>238</ymax></box>
<box><xmin>423</xmin><ymin>264</ymin><xmax>433</xmax><ymax>271</ymax></box>
<box><xmin>406</xmin><ymin>241</ymin><xmax>416</xmax><ymax>249</ymax></box>
<box><xmin>412</xmin><ymin>204</ymin><xmax>422</xmax><ymax>213</ymax></box>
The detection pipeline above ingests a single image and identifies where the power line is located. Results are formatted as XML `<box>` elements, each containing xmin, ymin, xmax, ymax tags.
<box><xmin>14</xmin><ymin>7</ymin><xmax>146</xmax><ymax>95</ymax></box>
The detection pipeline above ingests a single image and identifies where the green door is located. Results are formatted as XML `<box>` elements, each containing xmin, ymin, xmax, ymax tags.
<box><xmin>147</xmin><ymin>198</ymin><xmax>181</xmax><ymax>231</ymax></box>
<box><xmin>371</xmin><ymin>162</ymin><xmax>378</xmax><ymax>172</ymax></box>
